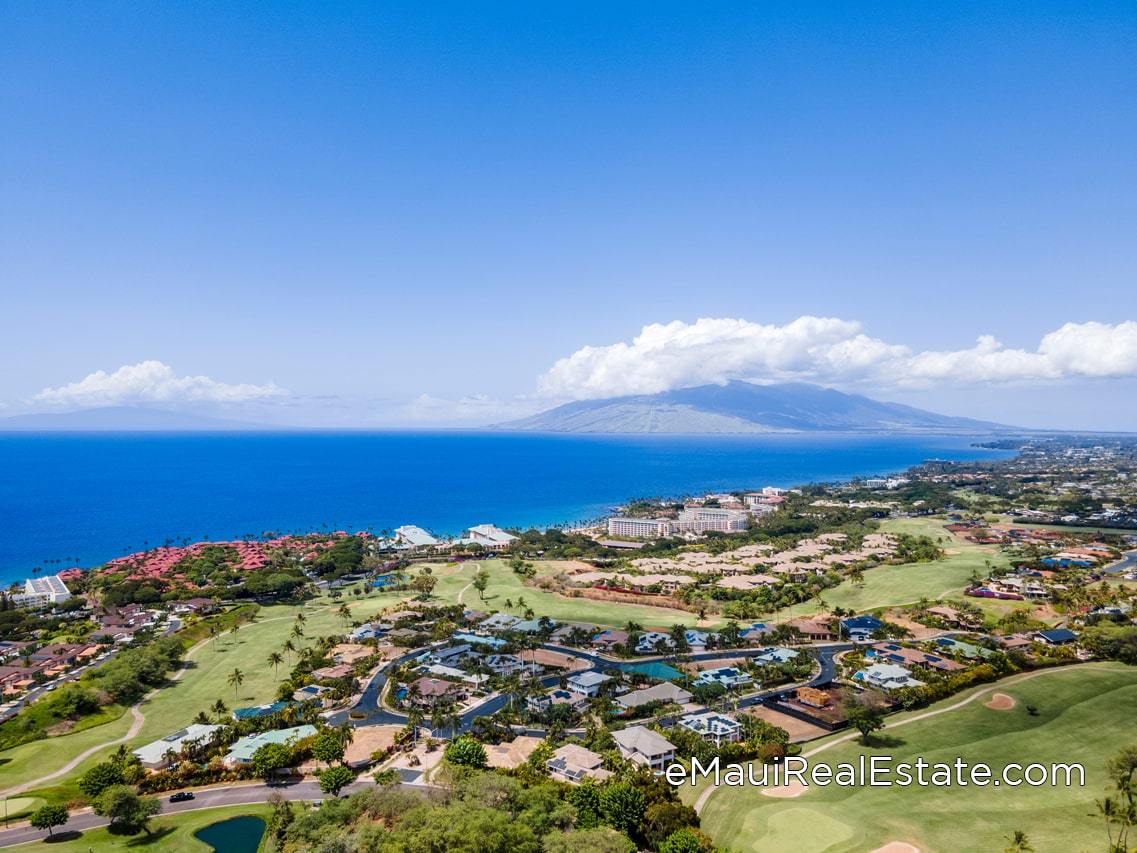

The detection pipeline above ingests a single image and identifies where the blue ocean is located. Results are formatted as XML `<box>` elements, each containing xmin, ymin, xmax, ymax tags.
<box><xmin>0</xmin><ymin>431</ymin><xmax>1011</xmax><ymax>583</ymax></box>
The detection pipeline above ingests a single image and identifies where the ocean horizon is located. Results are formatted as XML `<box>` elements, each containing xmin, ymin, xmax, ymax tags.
<box><xmin>0</xmin><ymin>430</ymin><xmax>1014</xmax><ymax>585</ymax></box>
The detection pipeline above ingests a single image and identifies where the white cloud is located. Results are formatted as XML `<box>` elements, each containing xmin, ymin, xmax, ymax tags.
<box><xmin>538</xmin><ymin>317</ymin><xmax>1137</xmax><ymax>399</ymax></box>
<box><xmin>34</xmin><ymin>360</ymin><xmax>286</xmax><ymax>408</ymax></box>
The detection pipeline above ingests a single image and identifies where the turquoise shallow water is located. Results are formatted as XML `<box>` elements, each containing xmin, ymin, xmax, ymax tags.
<box><xmin>0</xmin><ymin>430</ymin><xmax>1011</xmax><ymax>581</ymax></box>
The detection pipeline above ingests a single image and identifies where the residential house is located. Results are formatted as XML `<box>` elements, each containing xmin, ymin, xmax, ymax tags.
<box><xmin>678</xmin><ymin>712</ymin><xmax>742</xmax><ymax>746</ymax></box>
<box><xmin>693</xmin><ymin>666</ymin><xmax>752</xmax><ymax>690</ymax></box>
<box><xmin>406</xmin><ymin>677</ymin><xmax>465</xmax><ymax>707</ymax></box>
<box><xmin>546</xmin><ymin>744</ymin><xmax>612</xmax><ymax>784</ymax></box>
<box><xmin>224</xmin><ymin>725</ymin><xmax>317</xmax><ymax>766</ymax></box>
<box><xmin>527</xmin><ymin>688</ymin><xmax>590</xmax><ymax>715</ymax></box>
<box><xmin>611</xmin><ymin>725</ymin><xmax>677</xmax><ymax>770</ymax></box>
<box><xmin>840</xmin><ymin>615</ymin><xmax>883</xmax><ymax>643</ymax></box>
<box><xmin>1035</xmin><ymin>628</ymin><xmax>1077</xmax><ymax>645</ymax></box>
<box><xmin>855</xmin><ymin>662</ymin><xmax>924</xmax><ymax>691</ymax></box>
<box><xmin>134</xmin><ymin>724</ymin><xmax>224</xmax><ymax>770</ymax></box>
<box><xmin>615</xmin><ymin>682</ymin><xmax>693</xmax><ymax>711</ymax></box>
<box><xmin>567</xmin><ymin>671</ymin><xmax>612</xmax><ymax>697</ymax></box>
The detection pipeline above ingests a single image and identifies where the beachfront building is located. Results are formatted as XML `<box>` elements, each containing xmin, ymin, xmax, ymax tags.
<box><xmin>606</xmin><ymin>517</ymin><xmax>676</xmax><ymax>539</ymax></box>
<box><xmin>675</xmin><ymin>506</ymin><xmax>749</xmax><ymax>534</ymax></box>
<box><xmin>12</xmin><ymin>574</ymin><xmax>72</xmax><ymax>608</ymax></box>
<box><xmin>133</xmin><ymin>724</ymin><xmax>224</xmax><ymax>770</ymax></box>
<box><xmin>460</xmin><ymin>524</ymin><xmax>518</xmax><ymax>550</ymax></box>
<box><xmin>393</xmin><ymin>525</ymin><xmax>440</xmax><ymax>550</ymax></box>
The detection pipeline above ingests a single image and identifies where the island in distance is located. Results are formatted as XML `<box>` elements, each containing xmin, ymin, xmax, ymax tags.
<box><xmin>496</xmin><ymin>380</ymin><xmax>1013</xmax><ymax>434</ymax></box>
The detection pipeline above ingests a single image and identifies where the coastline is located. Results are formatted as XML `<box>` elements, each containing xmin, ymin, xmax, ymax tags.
<box><xmin>0</xmin><ymin>431</ymin><xmax>1015</xmax><ymax>584</ymax></box>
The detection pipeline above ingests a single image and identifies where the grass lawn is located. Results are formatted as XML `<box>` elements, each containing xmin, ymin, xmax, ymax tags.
<box><xmin>8</xmin><ymin>587</ymin><xmax>413</xmax><ymax>804</ymax></box>
<box><xmin>695</xmin><ymin>663</ymin><xmax>1137</xmax><ymax>852</ymax></box>
<box><xmin>773</xmin><ymin>517</ymin><xmax>1012</xmax><ymax>620</ymax></box>
<box><xmin>1</xmin><ymin>796</ymin><xmax>44</xmax><ymax>821</ymax></box>
<box><xmin>426</xmin><ymin>559</ymin><xmax>724</xmax><ymax>628</ymax></box>
<box><xmin>0</xmin><ymin>711</ymin><xmax>134</xmax><ymax>796</ymax></box>
<box><xmin>14</xmin><ymin>803</ymin><xmax>272</xmax><ymax>852</ymax></box>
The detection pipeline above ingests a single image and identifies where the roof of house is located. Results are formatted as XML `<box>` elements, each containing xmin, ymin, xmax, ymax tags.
<box><xmin>616</xmin><ymin>681</ymin><xmax>693</xmax><ymax>708</ymax></box>
<box><xmin>133</xmin><ymin>724</ymin><xmax>223</xmax><ymax>765</ymax></box>
<box><xmin>568</xmin><ymin>670</ymin><xmax>612</xmax><ymax>688</ymax></box>
<box><xmin>612</xmin><ymin>725</ymin><xmax>675</xmax><ymax>757</ymax></box>
<box><xmin>225</xmin><ymin>725</ymin><xmax>316</xmax><ymax>763</ymax></box>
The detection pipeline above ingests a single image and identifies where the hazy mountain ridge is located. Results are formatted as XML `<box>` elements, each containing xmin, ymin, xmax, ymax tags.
<box><xmin>0</xmin><ymin>406</ymin><xmax>270</xmax><ymax>431</ymax></box>
<box><xmin>496</xmin><ymin>381</ymin><xmax>1011</xmax><ymax>434</ymax></box>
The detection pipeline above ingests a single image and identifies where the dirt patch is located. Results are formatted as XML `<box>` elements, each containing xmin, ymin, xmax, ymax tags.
<box><xmin>871</xmin><ymin>843</ymin><xmax>919</xmax><ymax>853</ymax></box>
<box><xmin>45</xmin><ymin>720</ymin><xmax>76</xmax><ymax>736</ymax></box>
<box><xmin>761</xmin><ymin>779</ymin><xmax>807</xmax><ymax>798</ymax></box>
<box><xmin>743</xmin><ymin>705</ymin><xmax>829</xmax><ymax>743</ymax></box>
<box><xmin>883</xmin><ymin>611</ymin><xmax>940</xmax><ymax>640</ymax></box>
<box><xmin>985</xmin><ymin>692</ymin><xmax>1016</xmax><ymax>711</ymax></box>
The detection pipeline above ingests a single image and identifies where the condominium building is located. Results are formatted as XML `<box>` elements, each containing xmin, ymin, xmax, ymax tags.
<box><xmin>12</xmin><ymin>574</ymin><xmax>72</xmax><ymax>608</ymax></box>
<box><xmin>606</xmin><ymin>517</ymin><xmax>675</xmax><ymax>539</ymax></box>
<box><xmin>675</xmin><ymin>506</ymin><xmax>749</xmax><ymax>533</ymax></box>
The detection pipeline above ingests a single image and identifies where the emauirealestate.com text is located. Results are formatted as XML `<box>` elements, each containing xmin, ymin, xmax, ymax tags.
<box><xmin>666</xmin><ymin>756</ymin><xmax>1085</xmax><ymax>789</ymax></box>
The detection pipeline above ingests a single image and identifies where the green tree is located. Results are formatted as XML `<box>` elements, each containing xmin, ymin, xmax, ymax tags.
<box><xmin>29</xmin><ymin>804</ymin><xmax>69</xmax><ymax>838</ymax></box>
<box><xmin>228</xmin><ymin>667</ymin><xmax>245</xmax><ymax>700</ymax></box>
<box><xmin>444</xmin><ymin>736</ymin><xmax>488</xmax><ymax>769</ymax></box>
<box><xmin>599</xmin><ymin>782</ymin><xmax>646</xmax><ymax>835</ymax></box>
<box><xmin>542</xmin><ymin>827</ymin><xmax>635</xmax><ymax>853</ymax></box>
<box><xmin>843</xmin><ymin>690</ymin><xmax>887</xmax><ymax>744</ymax></box>
<box><xmin>659</xmin><ymin>827</ymin><xmax>711</xmax><ymax>853</ymax></box>
<box><xmin>317</xmin><ymin>764</ymin><xmax>355</xmax><ymax>796</ymax></box>
<box><xmin>251</xmin><ymin>742</ymin><xmax>294</xmax><ymax>780</ymax></box>
<box><xmin>473</xmin><ymin>568</ymin><xmax>490</xmax><ymax>601</ymax></box>
<box><xmin>267</xmin><ymin>651</ymin><xmax>284</xmax><ymax>678</ymax></box>
<box><xmin>78</xmin><ymin>761</ymin><xmax>125</xmax><ymax>799</ymax></box>
<box><xmin>1003</xmin><ymin>829</ymin><xmax>1034</xmax><ymax>852</ymax></box>
<box><xmin>312</xmin><ymin>729</ymin><xmax>347</xmax><ymax>765</ymax></box>
<box><xmin>93</xmin><ymin>785</ymin><xmax>161</xmax><ymax>835</ymax></box>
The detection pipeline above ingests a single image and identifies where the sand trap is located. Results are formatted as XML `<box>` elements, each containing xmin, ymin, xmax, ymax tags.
<box><xmin>761</xmin><ymin>780</ymin><xmax>807</xmax><ymax>798</ymax></box>
<box><xmin>985</xmin><ymin>692</ymin><xmax>1016</xmax><ymax>710</ymax></box>
<box><xmin>871</xmin><ymin>844</ymin><xmax>919</xmax><ymax>853</ymax></box>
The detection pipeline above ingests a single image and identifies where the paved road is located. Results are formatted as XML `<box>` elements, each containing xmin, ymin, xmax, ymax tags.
<box><xmin>0</xmin><ymin>780</ymin><xmax>428</xmax><ymax>848</ymax></box>
<box><xmin>327</xmin><ymin>640</ymin><xmax>852</xmax><ymax>735</ymax></box>
<box><xmin>1105</xmin><ymin>549</ymin><xmax>1137</xmax><ymax>575</ymax></box>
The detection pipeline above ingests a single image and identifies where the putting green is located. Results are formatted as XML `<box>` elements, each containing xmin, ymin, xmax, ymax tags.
<box><xmin>697</xmin><ymin>663</ymin><xmax>1137</xmax><ymax>852</ymax></box>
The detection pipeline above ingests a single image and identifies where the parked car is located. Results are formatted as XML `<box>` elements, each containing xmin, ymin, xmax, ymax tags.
<box><xmin>169</xmin><ymin>791</ymin><xmax>195</xmax><ymax>803</ymax></box>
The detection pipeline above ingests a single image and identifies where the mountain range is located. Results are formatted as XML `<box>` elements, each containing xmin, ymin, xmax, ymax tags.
<box><xmin>0</xmin><ymin>406</ymin><xmax>268</xmax><ymax>431</ymax></box>
<box><xmin>496</xmin><ymin>381</ymin><xmax>1011</xmax><ymax>434</ymax></box>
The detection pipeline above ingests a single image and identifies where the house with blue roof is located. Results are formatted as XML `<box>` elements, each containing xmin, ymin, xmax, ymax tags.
<box><xmin>1035</xmin><ymin>628</ymin><xmax>1077</xmax><ymax>645</ymax></box>
<box><xmin>841</xmin><ymin>615</ymin><xmax>884</xmax><ymax>642</ymax></box>
<box><xmin>231</xmin><ymin>701</ymin><xmax>293</xmax><ymax>721</ymax></box>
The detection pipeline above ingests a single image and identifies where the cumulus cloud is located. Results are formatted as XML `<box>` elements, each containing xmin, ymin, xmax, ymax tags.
<box><xmin>538</xmin><ymin>317</ymin><xmax>1137</xmax><ymax>399</ymax></box>
<box><xmin>34</xmin><ymin>360</ymin><xmax>286</xmax><ymax>408</ymax></box>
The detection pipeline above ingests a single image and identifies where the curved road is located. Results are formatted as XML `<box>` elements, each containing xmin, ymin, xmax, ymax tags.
<box><xmin>327</xmin><ymin>641</ymin><xmax>851</xmax><ymax>734</ymax></box>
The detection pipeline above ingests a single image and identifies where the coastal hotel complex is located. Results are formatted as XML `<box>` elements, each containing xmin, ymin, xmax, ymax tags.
<box><xmin>607</xmin><ymin>489</ymin><xmax>787</xmax><ymax>539</ymax></box>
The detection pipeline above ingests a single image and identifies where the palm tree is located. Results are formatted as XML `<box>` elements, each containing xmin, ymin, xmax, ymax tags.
<box><xmin>211</xmin><ymin>699</ymin><xmax>229</xmax><ymax>721</ymax></box>
<box><xmin>1003</xmin><ymin>829</ymin><xmax>1034</xmax><ymax>852</ymax></box>
<box><xmin>228</xmin><ymin>668</ymin><xmax>245</xmax><ymax>700</ymax></box>
<box><xmin>268</xmin><ymin>651</ymin><xmax>284</xmax><ymax>678</ymax></box>
<box><xmin>295</xmin><ymin>611</ymin><xmax>307</xmax><ymax>624</ymax></box>
<box><xmin>337</xmin><ymin>603</ymin><xmax>352</xmax><ymax>627</ymax></box>
<box><xmin>282</xmin><ymin>639</ymin><xmax>296</xmax><ymax>665</ymax></box>
<box><xmin>291</xmin><ymin>624</ymin><xmax>305</xmax><ymax>642</ymax></box>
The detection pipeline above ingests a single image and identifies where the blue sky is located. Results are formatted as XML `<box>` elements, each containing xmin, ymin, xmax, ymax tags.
<box><xmin>2</xmin><ymin>2</ymin><xmax>1135</xmax><ymax>429</ymax></box>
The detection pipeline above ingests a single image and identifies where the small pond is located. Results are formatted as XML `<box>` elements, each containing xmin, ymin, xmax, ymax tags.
<box><xmin>194</xmin><ymin>815</ymin><xmax>267</xmax><ymax>853</ymax></box>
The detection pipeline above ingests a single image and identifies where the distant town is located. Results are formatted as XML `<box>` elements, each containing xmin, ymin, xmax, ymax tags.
<box><xmin>2</xmin><ymin>434</ymin><xmax>1137</xmax><ymax>851</ymax></box>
